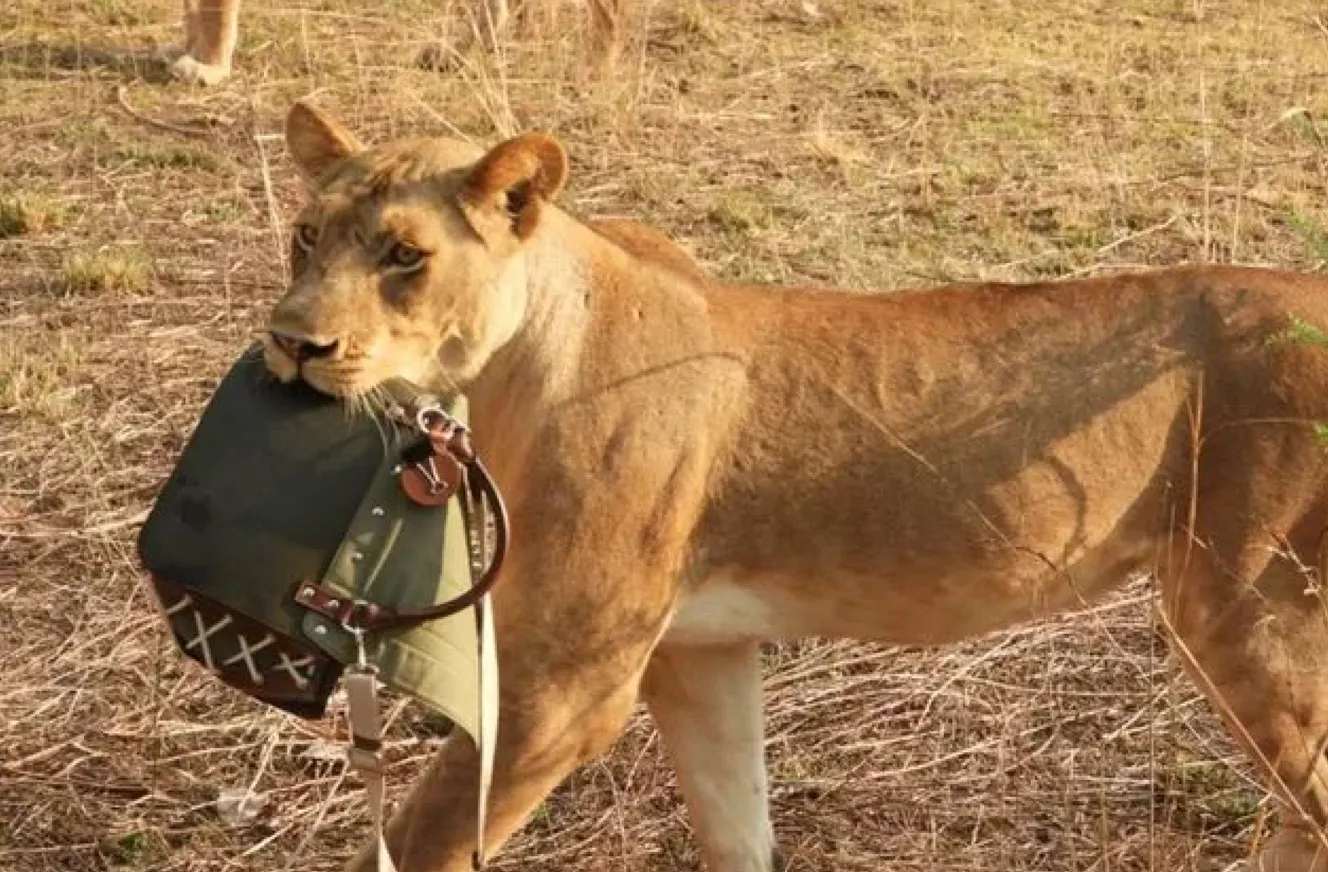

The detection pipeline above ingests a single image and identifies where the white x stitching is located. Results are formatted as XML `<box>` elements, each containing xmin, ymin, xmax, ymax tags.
<box><xmin>183</xmin><ymin>612</ymin><xmax>233</xmax><ymax>672</ymax></box>
<box><xmin>276</xmin><ymin>653</ymin><xmax>315</xmax><ymax>689</ymax></box>
<box><xmin>167</xmin><ymin>598</ymin><xmax>319</xmax><ymax>691</ymax></box>
<box><xmin>223</xmin><ymin>633</ymin><xmax>276</xmax><ymax>685</ymax></box>
<box><xmin>164</xmin><ymin>594</ymin><xmax>194</xmax><ymax>617</ymax></box>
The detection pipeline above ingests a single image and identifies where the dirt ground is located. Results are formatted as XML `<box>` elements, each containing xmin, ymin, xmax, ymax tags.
<box><xmin>3</xmin><ymin>0</ymin><xmax>1328</xmax><ymax>870</ymax></box>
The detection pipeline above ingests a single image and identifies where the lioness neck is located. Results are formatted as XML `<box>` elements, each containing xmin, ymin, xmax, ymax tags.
<box><xmin>465</xmin><ymin>208</ymin><xmax>701</xmax><ymax>464</ymax></box>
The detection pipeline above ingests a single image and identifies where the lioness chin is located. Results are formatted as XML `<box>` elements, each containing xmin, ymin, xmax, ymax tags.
<box><xmin>265</xmin><ymin>99</ymin><xmax>1328</xmax><ymax>872</ymax></box>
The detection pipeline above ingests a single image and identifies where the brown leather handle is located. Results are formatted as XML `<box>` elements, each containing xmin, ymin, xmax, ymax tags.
<box><xmin>372</xmin><ymin>455</ymin><xmax>508</xmax><ymax>630</ymax></box>
<box><xmin>294</xmin><ymin>454</ymin><xmax>510</xmax><ymax>634</ymax></box>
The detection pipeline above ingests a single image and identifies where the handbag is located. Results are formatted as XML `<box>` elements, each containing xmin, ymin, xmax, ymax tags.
<box><xmin>136</xmin><ymin>343</ymin><xmax>507</xmax><ymax>867</ymax></box>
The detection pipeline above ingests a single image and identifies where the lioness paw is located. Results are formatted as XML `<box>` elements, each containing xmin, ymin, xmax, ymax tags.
<box><xmin>170</xmin><ymin>54</ymin><xmax>232</xmax><ymax>86</ymax></box>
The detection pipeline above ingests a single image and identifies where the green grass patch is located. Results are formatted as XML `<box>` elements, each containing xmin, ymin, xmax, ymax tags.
<box><xmin>60</xmin><ymin>247</ymin><xmax>151</xmax><ymax>295</ymax></box>
<box><xmin>0</xmin><ymin>193</ymin><xmax>68</xmax><ymax>238</ymax></box>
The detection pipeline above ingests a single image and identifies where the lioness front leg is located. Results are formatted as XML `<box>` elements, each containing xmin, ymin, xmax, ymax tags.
<box><xmin>642</xmin><ymin>642</ymin><xmax>781</xmax><ymax>872</ymax></box>
<box><xmin>345</xmin><ymin>672</ymin><xmax>644</xmax><ymax>871</ymax></box>
<box><xmin>170</xmin><ymin>0</ymin><xmax>239</xmax><ymax>85</ymax></box>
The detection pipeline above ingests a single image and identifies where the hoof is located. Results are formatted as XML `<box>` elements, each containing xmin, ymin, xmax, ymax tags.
<box><xmin>170</xmin><ymin>54</ymin><xmax>231</xmax><ymax>86</ymax></box>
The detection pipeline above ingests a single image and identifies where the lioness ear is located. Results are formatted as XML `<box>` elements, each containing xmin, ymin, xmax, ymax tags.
<box><xmin>457</xmin><ymin>133</ymin><xmax>568</xmax><ymax>247</ymax></box>
<box><xmin>285</xmin><ymin>100</ymin><xmax>364</xmax><ymax>183</ymax></box>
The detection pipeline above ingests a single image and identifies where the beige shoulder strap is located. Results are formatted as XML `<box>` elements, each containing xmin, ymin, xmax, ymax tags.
<box><xmin>476</xmin><ymin>592</ymin><xmax>498</xmax><ymax>866</ymax></box>
<box><xmin>344</xmin><ymin>596</ymin><xmax>499</xmax><ymax>872</ymax></box>
<box><xmin>345</xmin><ymin>666</ymin><xmax>399</xmax><ymax>872</ymax></box>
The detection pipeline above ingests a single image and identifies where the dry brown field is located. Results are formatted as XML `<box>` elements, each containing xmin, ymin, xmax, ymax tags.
<box><xmin>3</xmin><ymin>1</ymin><xmax>1328</xmax><ymax>869</ymax></box>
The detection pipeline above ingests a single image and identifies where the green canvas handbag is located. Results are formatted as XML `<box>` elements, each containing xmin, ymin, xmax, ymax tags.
<box><xmin>136</xmin><ymin>342</ymin><xmax>506</xmax><ymax>758</ymax></box>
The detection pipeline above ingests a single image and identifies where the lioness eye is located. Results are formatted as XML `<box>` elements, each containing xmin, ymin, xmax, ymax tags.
<box><xmin>294</xmin><ymin>223</ymin><xmax>319</xmax><ymax>251</ymax></box>
<box><xmin>384</xmin><ymin>241</ymin><xmax>426</xmax><ymax>272</ymax></box>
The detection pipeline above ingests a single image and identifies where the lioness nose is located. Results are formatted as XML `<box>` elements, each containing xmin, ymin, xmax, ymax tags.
<box><xmin>270</xmin><ymin>330</ymin><xmax>339</xmax><ymax>361</ymax></box>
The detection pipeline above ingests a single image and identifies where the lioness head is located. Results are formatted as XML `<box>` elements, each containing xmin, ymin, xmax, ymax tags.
<box><xmin>263</xmin><ymin>101</ymin><xmax>569</xmax><ymax>398</ymax></box>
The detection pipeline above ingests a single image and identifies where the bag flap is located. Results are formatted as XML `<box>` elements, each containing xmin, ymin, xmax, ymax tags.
<box><xmin>136</xmin><ymin>345</ymin><xmax>394</xmax><ymax>641</ymax></box>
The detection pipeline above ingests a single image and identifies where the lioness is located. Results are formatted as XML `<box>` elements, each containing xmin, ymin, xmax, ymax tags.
<box><xmin>167</xmin><ymin>0</ymin><xmax>625</xmax><ymax>85</ymax></box>
<box><xmin>264</xmin><ymin>99</ymin><xmax>1328</xmax><ymax>872</ymax></box>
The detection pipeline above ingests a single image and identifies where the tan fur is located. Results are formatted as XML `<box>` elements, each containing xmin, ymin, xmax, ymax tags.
<box><xmin>585</xmin><ymin>216</ymin><xmax>709</xmax><ymax>282</ymax></box>
<box><xmin>168</xmin><ymin>0</ymin><xmax>239</xmax><ymax>85</ymax></box>
<box><xmin>164</xmin><ymin>0</ymin><xmax>631</xmax><ymax>85</ymax></box>
<box><xmin>269</xmin><ymin>100</ymin><xmax>1328</xmax><ymax>872</ymax></box>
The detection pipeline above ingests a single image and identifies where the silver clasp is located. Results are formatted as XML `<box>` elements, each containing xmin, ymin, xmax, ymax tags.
<box><xmin>340</xmin><ymin>602</ymin><xmax>377</xmax><ymax>675</ymax></box>
<box><xmin>415</xmin><ymin>403</ymin><xmax>455</xmax><ymax>436</ymax></box>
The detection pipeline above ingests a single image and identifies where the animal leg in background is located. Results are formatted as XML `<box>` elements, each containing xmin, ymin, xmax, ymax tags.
<box><xmin>170</xmin><ymin>0</ymin><xmax>240</xmax><ymax>85</ymax></box>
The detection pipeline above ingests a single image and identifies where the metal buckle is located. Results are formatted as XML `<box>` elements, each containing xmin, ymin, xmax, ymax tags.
<box><xmin>415</xmin><ymin>403</ymin><xmax>455</xmax><ymax>436</ymax></box>
<box><xmin>346</xmin><ymin>625</ymin><xmax>375</xmax><ymax>675</ymax></box>
<box><xmin>340</xmin><ymin>600</ymin><xmax>378</xmax><ymax>674</ymax></box>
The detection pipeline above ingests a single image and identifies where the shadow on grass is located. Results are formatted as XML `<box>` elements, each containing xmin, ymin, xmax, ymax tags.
<box><xmin>0</xmin><ymin>40</ymin><xmax>177</xmax><ymax>84</ymax></box>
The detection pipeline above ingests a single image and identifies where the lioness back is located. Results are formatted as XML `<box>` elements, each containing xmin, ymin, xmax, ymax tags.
<box><xmin>688</xmin><ymin>265</ymin><xmax>1328</xmax><ymax>639</ymax></box>
<box><xmin>587</xmin><ymin>217</ymin><xmax>710</xmax><ymax>282</ymax></box>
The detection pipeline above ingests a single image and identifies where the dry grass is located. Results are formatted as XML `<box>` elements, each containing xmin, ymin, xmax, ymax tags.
<box><xmin>2</xmin><ymin>0</ymin><xmax>1328</xmax><ymax>870</ymax></box>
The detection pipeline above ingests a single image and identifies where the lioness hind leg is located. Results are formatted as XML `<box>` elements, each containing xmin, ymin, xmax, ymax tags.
<box><xmin>345</xmin><ymin>677</ymin><xmax>642</xmax><ymax>872</ymax></box>
<box><xmin>170</xmin><ymin>0</ymin><xmax>238</xmax><ymax>85</ymax></box>
<box><xmin>1161</xmin><ymin>545</ymin><xmax>1328</xmax><ymax>871</ymax></box>
<box><xmin>642</xmin><ymin>643</ymin><xmax>781</xmax><ymax>872</ymax></box>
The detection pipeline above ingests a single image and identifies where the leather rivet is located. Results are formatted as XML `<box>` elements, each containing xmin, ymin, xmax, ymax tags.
<box><xmin>299</xmin><ymin>587</ymin><xmax>314</xmax><ymax>600</ymax></box>
<box><xmin>371</xmin><ymin>507</ymin><xmax>385</xmax><ymax>517</ymax></box>
<box><xmin>351</xmin><ymin>552</ymin><xmax>364</xmax><ymax>562</ymax></box>
<box><xmin>313</xmin><ymin>625</ymin><xmax>328</xmax><ymax>635</ymax></box>
<box><xmin>326</xmin><ymin>599</ymin><xmax>340</xmax><ymax>609</ymax></box>
<box><xmin>392</xmin><ymin>465</ymin><xmax>403</xmax><ymax>475</ymax></box>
